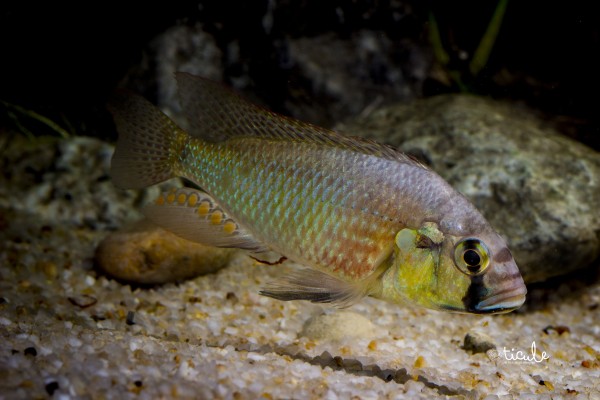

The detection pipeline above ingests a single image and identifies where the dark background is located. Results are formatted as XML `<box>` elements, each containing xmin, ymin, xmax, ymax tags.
<box><xmin>1</xmin><ymin>1</ymin><xmax>598</xmax><ymax>149</ymax></box>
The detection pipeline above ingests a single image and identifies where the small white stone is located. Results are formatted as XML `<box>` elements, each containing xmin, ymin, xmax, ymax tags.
<box><xmin>84</xmin><ymin>275</ymin><xmax>96</xmax><ymax>286</ymax></box>
<box><xmin>246</xmin><ymin>352</ymin><xmax>266</xmax><ymax>362</ymax></box>
<box><xmin>68</xmin><ymin>337</ymin><xmax>83</xmax><ymax>348</ymax></box>
<box><xmin>224</xmin><ymin>326</ymin><xmax>238</xmax><ymax>335</ymax></box>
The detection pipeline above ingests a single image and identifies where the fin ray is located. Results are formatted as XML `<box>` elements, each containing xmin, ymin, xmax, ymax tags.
<box><xmin>175</xmin><ymin>72</ymin><xmax>426</xmax><ymax>168</ymax></box>
<box><xmin>260</xmin><ymin>268</ymin><xmax>367</xmax><ymax>308</ymax></box>
<box><xmin>108</xmin><ymin>91</ymin><xmax>184</xmax><ymax>189</ymax></box>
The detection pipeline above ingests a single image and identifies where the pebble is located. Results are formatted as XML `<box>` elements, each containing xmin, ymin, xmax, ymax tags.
<box><xmin>95</xmin><ymin>219</ymin><xmax>235</xmax><ymax>284</ymax></box>
<box><xmin>300</xmin><ymin>311</ymin><xmax>377</xmax><ymax>341</ymax></box>
<box><xmin>542</xmin><ymin>325</ymin><xmax>571</xmax><ymax>335</ymax></box>
<box><xmin>126</xmin><ymin>311</ymin><xmax>136</xmax><ymax>326</ymax></box>
<box><xmin>67</xmin><ymin>295</ymin><xmax>97</xmax><ymax>309</ymax></box>
<box><xmin>24</xmin><ymin>347</ymin><xmax>37</xmax><ymax>357</ymax></box>
<box><xmin>462</xmin><ymin>332</ymin><xmax>497</xmax><ymax>355</ymax></box>
<box><xmin>45</xmin><ymin>381</ymin><xmax>59</xmax><ymax>396</ymax></box>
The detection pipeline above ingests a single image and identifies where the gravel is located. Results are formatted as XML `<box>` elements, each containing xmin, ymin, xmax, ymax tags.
<box><xmin>1</xmin><ymin>135</ymin><xmax>599</xmax><ymax>399</ymax></box>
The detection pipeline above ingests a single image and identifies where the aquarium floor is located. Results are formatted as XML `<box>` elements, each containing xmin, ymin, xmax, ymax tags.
<box><xmin>1</xmin><ymin>136</ymin><xmax>599</xmax><ymax>399</ymax></box>
<box><xmin>1</xmin><ymin>235</ymin><xmax>599</xmax><ymax>399</ymax></box>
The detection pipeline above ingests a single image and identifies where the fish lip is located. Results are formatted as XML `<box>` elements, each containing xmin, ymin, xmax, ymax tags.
<box><xmin>474</xmin><ymin>285</ymin><xmax>528</xmax><ymax>314</ymax></box>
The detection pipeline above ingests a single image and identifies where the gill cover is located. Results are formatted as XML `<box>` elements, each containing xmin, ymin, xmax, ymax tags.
<box><xmin>384</xmin><ymin>222</ymin><xmax>474</xmax><ymax>311</ymax></box>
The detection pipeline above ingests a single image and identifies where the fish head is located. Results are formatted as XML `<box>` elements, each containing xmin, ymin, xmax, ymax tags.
<box><xmin>383</xmin><ymin>223</ymin><xmax>526</xmax><ymax>314</ymax></box>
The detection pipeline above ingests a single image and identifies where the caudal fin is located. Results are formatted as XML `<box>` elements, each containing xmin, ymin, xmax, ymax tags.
<box><xmin>108</xmin><ymin>91</ymin><xmax>184</xmax><ymax>189</ymax></box>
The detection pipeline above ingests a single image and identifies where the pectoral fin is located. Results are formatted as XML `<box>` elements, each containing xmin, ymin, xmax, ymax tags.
<box><xmin>143</xmin><ymin>187</ymin><xmax>268</xmax><ymax>251</ymax></box>
<box><xmin>260</xmin><ymin>268</ymin><xmax>367</xmax><ymax>308</ymax></box>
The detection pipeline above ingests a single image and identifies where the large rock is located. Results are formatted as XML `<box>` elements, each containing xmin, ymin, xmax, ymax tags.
<box><xmin>284</xmin><ymin>30</ymin><xmax>427</xmax><ymax>126</ymax></box>
<box><xmin>338</xmin><ymin>94</ymin><xmax>600</xmax><ymax>282</ymax></box>
<box><xmin>126</xmin><ymin>24</ymin><xmax>428</xmax><ymax>130</ymax></box>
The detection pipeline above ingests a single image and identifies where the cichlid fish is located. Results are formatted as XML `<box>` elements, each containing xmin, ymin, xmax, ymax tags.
<box><xmin>109</xmin><ymin>72</ymin><xmax>526</xmax><ymax>314</ymax></box>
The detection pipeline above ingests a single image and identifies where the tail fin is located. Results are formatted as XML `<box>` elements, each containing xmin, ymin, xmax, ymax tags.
<box><xmin>108</xmin><ymin>91</ymin><xmax>185</xmax><ymax>189</ymax></box>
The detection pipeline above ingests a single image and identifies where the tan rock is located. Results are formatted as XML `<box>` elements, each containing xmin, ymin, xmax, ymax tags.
<box><xmin>301</xmin><ymin>311</ymin><xmax>377</xmax><ymax>341</ymax></box>
<box><xmin>96</xmin><ymin>219</ymin><xmax>235</xmax><ymax>284</ymax></box>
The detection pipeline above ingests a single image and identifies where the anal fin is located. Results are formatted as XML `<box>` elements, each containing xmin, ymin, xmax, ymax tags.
<box><xmin>260</xmin><ymin>268</ymin><xmax>367</xmax><ymax>308</ymax></box>
<box><xmin>143</xmin><ymin>187</ymin><xmax>267</xmax><ymax>251</ymax></box>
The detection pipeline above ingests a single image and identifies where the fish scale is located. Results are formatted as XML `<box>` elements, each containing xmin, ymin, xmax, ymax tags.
<box><xmin>178</xmin><ymin>138</ymin><xmax>402</xmax><ymax>279</ymax></box>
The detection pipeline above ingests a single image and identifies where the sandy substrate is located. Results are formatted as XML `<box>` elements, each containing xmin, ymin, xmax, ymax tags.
<box><xmin>1</xmin><ymin>137</ymin><xmax>599</xmax><ymax>399</ymax></box>
<box><xmin>1</xmin><ymin>225</ymin><xmax>599</xmax><ymax>399</ymax></box>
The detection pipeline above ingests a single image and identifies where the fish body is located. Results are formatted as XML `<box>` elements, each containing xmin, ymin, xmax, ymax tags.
<box><xmin>109</xmin><ymin>73</ymin><xmax>526</xmax><ymax>314</ymax></box>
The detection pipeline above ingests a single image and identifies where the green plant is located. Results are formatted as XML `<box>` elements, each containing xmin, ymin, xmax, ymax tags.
<box><xmin>428</xmin><ymin>0</ymin><xmax>509</xmax><ymax>92</ymax></box>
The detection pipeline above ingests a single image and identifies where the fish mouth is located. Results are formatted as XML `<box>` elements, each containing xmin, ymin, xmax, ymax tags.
<box><xmin>473</xmin><ymin>285</ymin><xmax>527</xmax><ymax>314</ymax></box>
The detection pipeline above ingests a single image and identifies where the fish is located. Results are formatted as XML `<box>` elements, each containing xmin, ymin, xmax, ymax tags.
<box><xmin>108</xmin><ymin>72</ymin><xmax>527</xmax><ymax>314</ymax></box>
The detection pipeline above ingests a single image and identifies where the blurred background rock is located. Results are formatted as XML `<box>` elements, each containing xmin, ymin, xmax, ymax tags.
<box><xmin>1</xmin><ymin>0</ymin><xmax>598</xmax><ymax>150</ymax></box>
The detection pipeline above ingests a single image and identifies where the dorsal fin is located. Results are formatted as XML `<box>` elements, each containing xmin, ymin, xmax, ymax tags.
<box><xmin>175</xmin><ymin>72</ymin><xmax>426</xmax><ymax>167</ymax></box>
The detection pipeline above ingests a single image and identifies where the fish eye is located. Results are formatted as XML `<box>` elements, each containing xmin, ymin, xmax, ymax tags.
<box><xmin>453</xmin><ymin>238</ymin><xmax>490</xmax><ymax>276</ymax></box>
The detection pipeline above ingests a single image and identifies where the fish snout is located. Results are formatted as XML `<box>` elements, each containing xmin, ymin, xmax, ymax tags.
<box><xmin>474</xmin><ymin>283</ymin><xmax>527</xmax><ymax>314</ymax></box>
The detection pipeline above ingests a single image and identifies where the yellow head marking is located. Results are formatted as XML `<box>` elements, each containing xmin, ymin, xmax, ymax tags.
<box><xmin>155</xmin><ymin>195</ymin><xmax>165</xmax><ymax>206</ymax></box>
<box><xmin>166</xmin><ymin>193</ymin><xmax>176</xmax><ymax>204</ymax></box>
<box><xmin>198</xmin><ymin>201</ymin><xmax>210</xmax><ymax>216</ymax></box>
<box><xmin>211</xmin><ymin>210</ymin><xmax>223</xmax><ymax>225</ymax></box>
<box><xmin>177</xmin><ymin>193</ymin><xmax>187</xmax><ymax>205</ymax></box>
<box><xmin>188</xmin><ymin>194</ymin><xmax>199</xmax><ymax>207</ymax></box>
<box><xmin>223</xmin><ymin>221</ymin><xmax>237</xmax><ymax>234</ymax></box>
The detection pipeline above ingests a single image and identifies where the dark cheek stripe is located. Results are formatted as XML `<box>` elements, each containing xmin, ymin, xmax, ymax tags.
<box><xmin>486</xmin><ymin>271</ymin><xmax>522</xmax><ymax>285</ymax></box>
<box><xmin>462</xmin><ymin>275</ymin><xmax>487</xmax><ymax>312</ymax></box>
<box><xmin>493</xmin><ymin>247</ymin><xmax>513</xmax><ymax>263</ymax></box>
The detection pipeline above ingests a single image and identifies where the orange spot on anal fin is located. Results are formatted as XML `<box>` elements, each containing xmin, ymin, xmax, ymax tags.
<box><xmin>210</xmin><ymin>211</ymin><xmax>223</xmax><ymax>225</ymax></box>
<box><xmin>198</xmin><ymin>201</ymin><xmax>210</xmax><ymax>216</ymax></box>
<box><xmin>223</xmin><ymin>221</ymin><xmax>237</xmax><ymax>234</ymax></box>
<box><xmin>188</xmin><ymin>194</ymin><xmax>199</xmax><ymax>207</ymax></box>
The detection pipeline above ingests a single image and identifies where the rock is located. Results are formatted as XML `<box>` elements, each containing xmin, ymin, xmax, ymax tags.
<box><xmin>285</xmin><ymin>30</ymin><xmax>427</xmax><ymax>126</ymax></box>
<box><xmin>121</xmin><ymin>23</ymin><xmax>224</xmax><ymax>130</ymax></box>
<box><xmin>152</xmin><ymin>24</ymin><xmax>224</xmax><ymax>120</ymax></box>
<box><xmin>339</xmin><ymin>94</ymin><xmax>600</xmax><ymax>282</ymax></box>
<box><xmin>301</xmin><ymin>311</ymin><xmax>377</xmax><ymax>341</ymax></box>
<box><xmin>95</xmin><ymin>219</ymin><xmax>235</xmax><ymax>284</ymax></box>
<box><xmin>125</xmin><ymin>23</ymin><xmax>428</xmax><ymax>130</ymax></box>
<box><xmin>0</xmin><ymin>135</ymin><xmax>161</xmax><ymax>230</ymax></box>
<box><xmin>462</xmin><ymin>332</ymin><xmax>496</xmax><ymax>355</ymax></box>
